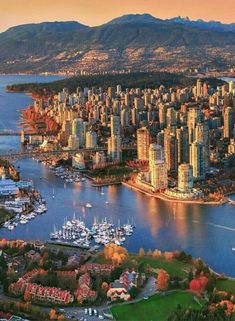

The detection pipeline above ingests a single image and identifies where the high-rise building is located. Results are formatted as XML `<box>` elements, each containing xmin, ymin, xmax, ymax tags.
<box><xmin>159</xmin><ymin>104</ymin><xmax>167</xmax><ymax>129</ymax></box>
<box><xmin>229</xmin><ymin>81</ymin><xmax>234</xmax><ymax>94</ymax></box>
<box><xmin>223</xmin><ymin>106</ymin><xmax>234</xmax><ymax>139</ymax></box>
<box><xmin>196</xmin><ymin>79</ymin><xmax>202</xmax><ymax>97</ymax></box>
<box><xmin>111</xmin><ymin>115</ymin><xmax>120</xmax><ymax>136</ymax></box>
<box><xmin>164</xmin><ymin>134</ymin><xmax>178</xmax><ymax>175</ymax></box>
<box><xmin>178</xmin><ymin>164</ymin><xmax>193</xmax><ymax>193</ymax></box>
<box><xmin>72</xmin><ymin>118</ymin><xmax>84</xmax><ymax>147</ymax></box>
<box><xmin>166</xmin><ymin>107</ymin><xmax>176</xmax><ymax>127</ymax></box>
<box><xmin>108</xmin><ymin>135</ymin><xmax>122</xmax><ymax>162</ymax></box>
<box><xmin>190</xmin><ymin>141</ymin><xmax>205</xmax><ymax>180</ymax></box>
<box><xmin>121</xmin><ymin>108</ymin><xmax>129</xmax><ymax>127</ymax></box>
<box><xmin>149</xmin><ymin>144</ymin><xmax>167</xmax><ymax>191</ymax></box>
<box><xmin>86</xmin><ymin>130</ymin><xmax>97</xmax><ymax>148</ymax></box>
<box><xmin>195</xmin><ymin>122</ymin><xmax>210</xmax><ymax>169</ymax></box>
<box><xmin>68</xmin><ymin>135</ymin><xmax>79</xmax><ymax>150</ymax></box>
<box><xmin>137</xmin><ymin>127</ymin><xmax>150</xmax><ymax>160</ymax></box>
<box><xmin>176</xmin><ymin>126</ymin><xmax>189</xmax><ymax>164</ymax></box>
<box><xmin>187</xmin><ymin>108</ymin><xmax>203</xmax><ymax>144</ymax></box>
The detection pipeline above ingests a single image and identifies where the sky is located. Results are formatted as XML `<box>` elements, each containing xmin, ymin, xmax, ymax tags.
<box><xmin>0</xmin><ymin>0</ymin><xmax>235</xmax><ymax>32</ymax></box>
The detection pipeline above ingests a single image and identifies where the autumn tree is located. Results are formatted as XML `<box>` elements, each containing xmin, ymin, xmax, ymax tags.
<box><xmin>49</xmin><ymin>308</ymin><xmax>57</xmax><ymax>320</ymax></box>
<box><xmin>157</xmin><ymin>269</ymin><xmax>170</xmax><ymax>291</ymax></box>
<box><xmin>104</xmin><ymin>243</ymin><xmax>128</xmax><ymax>266</ymax></box>
<box><xmin>138</xmin><ymin>248</ymin><xmax>145</xmax><ymax>257</ymax></box>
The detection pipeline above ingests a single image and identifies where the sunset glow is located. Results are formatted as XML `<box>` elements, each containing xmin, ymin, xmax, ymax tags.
<box><xmin>0</xmin><ymin>0</ymin><xmax>235</xmax><ymax>31</ymax></box>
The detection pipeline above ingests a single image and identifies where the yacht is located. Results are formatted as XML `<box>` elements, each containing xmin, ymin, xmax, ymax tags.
<box><xmin>85</xmin><ymin>203</ymin><xmax>92</xmax><ymax>208</ymax></box>
<box><xmin>8</xmin><ymin>225</ymin><xmax>15</xmax><ymax>231</ymax></box>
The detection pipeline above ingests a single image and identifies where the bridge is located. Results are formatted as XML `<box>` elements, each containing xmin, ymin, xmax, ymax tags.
<box><xmin>0</xmin><ymin>130</ymin><xmax>21</xmax><ymax>136</ymax></box>
<box><xmin>0</xmin><ymin>146</ymin><xmax>136</xmax><ymax>161</ymax></box>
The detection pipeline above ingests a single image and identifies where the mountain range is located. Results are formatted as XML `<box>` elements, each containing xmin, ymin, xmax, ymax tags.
<box><xmin>0</xmin><ymin>14</ymin><xmax>235</xmax><ymax>74</ymax></box>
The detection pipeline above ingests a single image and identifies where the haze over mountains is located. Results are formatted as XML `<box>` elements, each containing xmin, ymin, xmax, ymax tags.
<box><xmin>0</xmin><ymin>14</ymin><xmax>235</xmax><ymax>74</ymax></box>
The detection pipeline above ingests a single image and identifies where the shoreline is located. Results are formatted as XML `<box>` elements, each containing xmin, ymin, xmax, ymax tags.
<box><xmin>122</xmin><ymin>181</ymin><xmax>230</xmax><ymax>206</ymax></box>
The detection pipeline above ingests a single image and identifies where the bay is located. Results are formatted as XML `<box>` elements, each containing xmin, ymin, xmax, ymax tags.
<box><xmin>0</xmin><ymin>75</ymin><xmax>235</xmax><ymax>277</ymax></box>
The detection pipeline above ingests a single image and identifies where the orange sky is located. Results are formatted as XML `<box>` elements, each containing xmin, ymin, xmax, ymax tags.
<box><xmin>0</xmin><ymin>0</ymin><xmax>235</xmax><ymax>32</ymax></box>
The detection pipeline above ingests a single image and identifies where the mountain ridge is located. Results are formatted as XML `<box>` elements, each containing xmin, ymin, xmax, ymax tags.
<box><xmin>0</xmin><ymin>14</ymin><xmax>235</xmax><ymax>74</ymax></box>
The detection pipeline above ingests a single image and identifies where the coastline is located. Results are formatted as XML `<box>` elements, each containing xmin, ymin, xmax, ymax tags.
<box><xmin>122</xmin><ymin>181</ymin><xmax>228</xmax><ymax>206</ymax></box>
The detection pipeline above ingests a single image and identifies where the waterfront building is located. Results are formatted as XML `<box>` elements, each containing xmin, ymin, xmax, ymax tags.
<box><xmin>93</xmin><ymin>151</ymin><xmax>106</xmax><ymax>166</ymax></box>
<box><xmin>190</xmin><ymin>141</ymin><xmax>205</xmax><ymax>180</ymax></box>
<box><xmin>137</xmin><ymin>127</ymin><xmax>150</xmax><ymax>160</ymax></box>
<box><xmin>72</xmin><ymin>153</ymin><xmax>85</xmax><ymax>170</ymax></box>
<box><xmin>149</xmin><ymin>144</ymin><xmax>167</xmax><ymax>191</ymax></box>
<box><xmin>178</xmin><ymin>164</ymin><xmax>193</xmax><ymax>193</ymax></box>
<box><xmin>223</xmin><ymin>106</ymin><xmax>234</xmax><ymax>139</ymax></box>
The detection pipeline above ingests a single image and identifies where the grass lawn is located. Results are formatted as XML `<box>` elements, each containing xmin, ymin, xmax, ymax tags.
<box><xmin>111</xmin><ymin>290</ymin><xmax>204</xmax><ymax>321</ymax></box>
<box><xmin>129</xmin><ymin>255</ymin><xmax>191</xmax><ymax>278</ymax></box>
<box><xmin>216</xmin><ymin>279</ymin><xmax>235</xmax><ymax>295</ymax></box>
<box><xmin>93</xmin><ymin>254</ymin><xmax>192</xmax><ymax>278</ymax></box>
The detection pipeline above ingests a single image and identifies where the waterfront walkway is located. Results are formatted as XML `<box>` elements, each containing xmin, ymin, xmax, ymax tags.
<box><xmin>122</xmin><ymin>181</ymin><xmax>227</xmax><ymax>206</ymax></box>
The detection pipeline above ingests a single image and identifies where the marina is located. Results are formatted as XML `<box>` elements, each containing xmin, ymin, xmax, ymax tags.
<box><xmin>50</xmin><ymin>214</ymin><xmax>135</xmax><ymax>249</ymax></box>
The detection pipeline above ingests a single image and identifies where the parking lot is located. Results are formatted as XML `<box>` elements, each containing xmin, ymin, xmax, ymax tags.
<box><xmin>62</xmin><ymin>307</ymin><xmax>109</xmax><ymax>321</ymax></box>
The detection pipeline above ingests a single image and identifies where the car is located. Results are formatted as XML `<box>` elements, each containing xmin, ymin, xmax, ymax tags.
<box><xmin>84</xmin><ymin>309</ymin><xmax>88</xmax><ymax>315</ymax></box>
<box><xmin>98</xmin><ymin>315</ymin><xmax>104</xmax><ymax>320</ymax></box>
<box><xmin>88</xmin><ymin>308</ymin><xmax>92</xmax><ymax>316</ymax></box>
<box><xmin>94</xmin><ymin>309</ymin><xmax>98</xmax><ymax>316</ymax></box>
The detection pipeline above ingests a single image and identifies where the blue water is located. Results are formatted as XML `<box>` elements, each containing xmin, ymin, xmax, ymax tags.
<box><xmin>0</xmin><ymin>75</ymin><xmax>235</xmax><ymax>277</ymax></box>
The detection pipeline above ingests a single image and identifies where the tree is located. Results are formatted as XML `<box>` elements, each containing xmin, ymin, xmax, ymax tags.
<box><xmin>101</xmin><ymin>282</ymin><xmax>109</xmax><ymax>294</ymax></box>
<box><xmin>129</xmin><ymin>286</ymin><xmax>139</xmax><ymax>299</ymax></box>
<box><xmin>49</xmin><ymin>308</ymin><xmax>57</xmax><ymax>320</ymax></box>
<box><xmin>157</xmin><ymin>269</ymin><xmax>170</xmax><ymax>291</ymax></box>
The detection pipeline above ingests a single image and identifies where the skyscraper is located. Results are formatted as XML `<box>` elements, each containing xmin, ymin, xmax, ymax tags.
<box><xmin>108</xmin><ymin>135</ymin><xmax>122</xmax><ymax>162</ymax></box>
<box><xmin>195</xmin><ymin>121</ymin><xmax>210</xmax><ymax>169</ymax></box>
<box><xmin>178</xmin><ymin>164</ymin><xmax>193</xmax><ymax>193</ymax></box>
<box><xmin>86</xmin><ymin>130</ymin><xmax>97</xmax><ymax>148</ymax></box>
<box><xmin>137</xmin><ymin>127</ymin><xmax>150</xmax><ymax>160</ymax></box>
<box><xmin>187</xmin><ymin>108</ymin><xmax>203</xmax><ymax>144</ymax></box>
<box><xmin>223</xmin><ymin>106</ymin><xmax>234</xmax><ymax>139</ymax></box>
<box><xmin>190</xmin><ymin>141</ymin><xmax>205</xmax><ymax>180</ymax></box>
<box><xmin>111</xmin><ymin>115</ymin><xmax>120</xmax><ymax>136</ymax></box>
<box><xmin>149</xmin><ymin>144</ymin><xmax>167</xmax><ymax>191</ymax></box>
<box><xmin>164</xmin><ymin>133</ymin><xmax>178</xmax><ymax>175</ymax></box>
<box><xmin>176</xmin><ymin>126</ymin><xmax>189</xmax><ymax>164</ymax></box>
<box><xmin>72</xmin><ymin>118</ymin><xmax>84</xmax><ymax>147</ymax></box>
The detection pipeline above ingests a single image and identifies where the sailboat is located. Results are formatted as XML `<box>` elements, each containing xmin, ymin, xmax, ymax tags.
<box><xmin>52</xmin><ymin>187</ymin><xmax>55</xmax><ymax>199</ymax></box>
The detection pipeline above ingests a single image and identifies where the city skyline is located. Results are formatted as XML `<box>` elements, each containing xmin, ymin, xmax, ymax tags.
<box><xmin>1</xmin><ymin>0</ymin><xmax>235</xmax><ymax>32</ymax></box>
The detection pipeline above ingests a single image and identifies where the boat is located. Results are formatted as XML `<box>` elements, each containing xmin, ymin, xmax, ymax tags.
<box><xmin>232</xmin><ymin>248</ymin><xmax>235</xmax><ymax>252</ymax></box>
<box><xmin>19</xmin><ymin>219</ymin><xmax>28</xmax><ymax>224</ymax></box>
<box><xmin>8</xmin><ymin>225</ymin><xmax>15</xmax><ymax>231</ymax></box>
<box><xmin>85</xmin><ymin>203</ymin><xmax>92</xmax><ymax>208</ymax></box>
